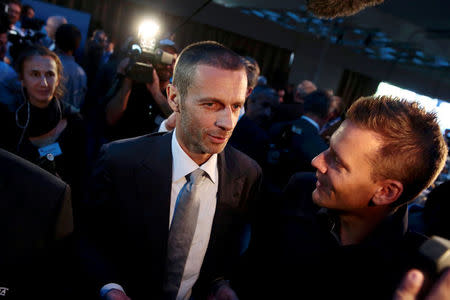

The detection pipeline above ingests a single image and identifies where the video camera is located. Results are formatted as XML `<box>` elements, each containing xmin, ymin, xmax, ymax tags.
<box><xmin>0</xmin><ymin>2</ymin><xmax>46</xmax><ymax>61</ymax></box>
<box><xmin>124</xmin><ymin>21</ymin><xmax>176</xmax><ymax>83</ymax></box>
<box><xmin>7</xmin><ymin>27</ymin><xmax>46</xmax><ymax>61</ymax></box>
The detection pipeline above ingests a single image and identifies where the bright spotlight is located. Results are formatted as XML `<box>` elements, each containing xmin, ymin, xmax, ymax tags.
<box><xmin>138</xmin><ymin>20</ymin><xmax>160</xmax><ymax>51</ymax></box>
<box><xmin>138</xmin><ymin>20</ymin><xmax>159</xmax><ymax>40</ymax></box>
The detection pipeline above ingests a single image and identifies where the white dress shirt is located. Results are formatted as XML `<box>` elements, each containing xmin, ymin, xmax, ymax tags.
<box><xmin>101</xmin><ymin>130</ymin><xmax>219</xmax><ymax>299</ymax></box>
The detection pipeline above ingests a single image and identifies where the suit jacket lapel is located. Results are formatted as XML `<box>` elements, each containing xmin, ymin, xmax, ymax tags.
<box><xmin>135</xmin><ymin>133</ymin><xmax>172</xmax><ymax>246</ymax></box>
<box><xmin>217</xmin><ymin>147</ymin><xmax>245</xmax><ymax>208</ymax></box>
<box><xmin>196</xmin><ymin>147</ymin><xmax>248</xmax><ymax>292</ymax></box>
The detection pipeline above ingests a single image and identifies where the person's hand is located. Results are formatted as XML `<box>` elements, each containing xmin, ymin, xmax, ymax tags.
<box><xmin>145</xmin><ymin>68</ymin><xmax>161</xmax><ymax>96</ymax></box>
<box><xmin>116</xmin><ymin>57</ymin><xmax>133</xmax><ymax>89</ymax></box>
<box><xmin>394</xmin><ymin>269</ymin><xmax>450</xmax><ymax>300</ymax></box>
<box><xmin>105</xmin><ymin>289</ymin><xmax>131</xmax><ymax>300</ymax></box>
<box><xmin>117</xmin><ymin>57</ymin><xmax>131</xmax><ymax>75</ymax></box>
<box><xmin>207</xmin><ymin>284</ymin><xmax>239</xmax><ymax>300</ymax></box>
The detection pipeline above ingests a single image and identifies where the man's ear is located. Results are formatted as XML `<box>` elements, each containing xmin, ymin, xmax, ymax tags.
<box><xmin>246</xmin><ymin>87</ymin><xmax>253</xmax><ymax>99</ymax></box>
<box><xmin>372</xmin><ymin>179</ymin><xmax>403</xmax><ymax>206</ymax></box>
<box><xmin>167</xmin><ymin>84</ymin><xmax>180</xmax><ymax>112</ymax></box>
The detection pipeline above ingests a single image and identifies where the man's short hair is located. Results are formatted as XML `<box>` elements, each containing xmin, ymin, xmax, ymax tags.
<box><xmin>296</xmin><ymin>80</ymin><xmax>317</xmax><ymax>98</ymax></box>
<box><xmin>55</xmin><ymin>24</ymin><xmax>81</xmax><ymax>53</ymax></box>
<box><xmin>248</xmin><ymin>86</ymin><xmax>278</xmax><ymax>105</ymax></box>
<box><xmin>46</xmin><ymin>16</ymin><xmax>67</xmax><ymax>40</ymax></box>
<box><xmin>172</xmin><ymin>41</ymin><xmax>246</xmax><ymax>99</ymax></box>
<box><xmin>242</xmin><ymin>56</ymin><xmax>260</xmax><ymax>90</ymax></box>
<box><xmin>303</xmin><ymin>90</ymin><xmax>331</xmax><ymax>119</ymax></box>
<box><xmin>346</xmin><ymin>96</ymin><xmax>448</xmax><ymax>206</ymax></box>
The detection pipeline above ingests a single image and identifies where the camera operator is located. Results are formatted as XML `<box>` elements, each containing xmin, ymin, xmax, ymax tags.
<box><xmin>1</xmin><ymin>1</ymin><xmax>47</xmax><ymax>65</ymax></box>
<box><xmin>104</xmin><ymin>39</ymin><xmax>177</xmax><ymax>141</ymax></box>
<box><xmin>0</xmin><ymin>18</ymin><xmax>20</xmax><ymax>106</ymax></box>
<box><xmin>5</xmin><ymin>0</ymin><xmax>23</xmax><ymax>35</ymax></box>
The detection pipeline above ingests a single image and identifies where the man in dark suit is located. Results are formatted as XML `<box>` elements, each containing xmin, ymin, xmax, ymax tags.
<box><xmin>268</xmin><ymin>90</ymin><xmax>330</xmax><ymax>190</ymax></box>
<box><xmin>270</xmin><ymin>79</ymin><xmax>317</xmax><ymax>123</ymax></box>
<box><xmin>0</xmin><ymin>148</ymin><xmax>73</xmax><ymax>299</ymax></box>
<box><xmin>81</xmin><ymin>41</ymin><xmax>262</xmax><ymax>300</ymax></box>
<box><xmin>230</xmin><ymin>86</ymin><xmax>279</xmax><ymax>169</ymax></box>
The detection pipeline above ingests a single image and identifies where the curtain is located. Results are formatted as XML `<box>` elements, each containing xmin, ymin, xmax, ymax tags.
<box><xmin>166</xmin><ymin>17</ymin><xmax>292</xmax><ymax>87</ymax></box>
<box><xmin>336</xmin><ymin>69</ymin><xmax>380</xmax><ymax>110</ymax></box>
<box><xmin>41</xmin><ymin>0</ymin><xmax>292</xmax><ymax>88</ymax></box>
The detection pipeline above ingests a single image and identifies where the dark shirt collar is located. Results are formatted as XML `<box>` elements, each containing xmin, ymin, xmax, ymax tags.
<box><xmin>317</xmin><ymin>205</ymin><xmax>408</xmax><ymax>247</ymax></box>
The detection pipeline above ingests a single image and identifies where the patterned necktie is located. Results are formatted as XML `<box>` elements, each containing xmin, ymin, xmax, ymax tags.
<box><xmin>163</xmin><ymin>168</ymin><xmax>207</xmax><ymax>299</ymax></box>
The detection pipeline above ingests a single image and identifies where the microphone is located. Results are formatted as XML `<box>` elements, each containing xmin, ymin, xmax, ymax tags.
<box><xmin>306</xmin><ymin>0</ymin><xmax>384</xmax><ymax>19</ymax></box>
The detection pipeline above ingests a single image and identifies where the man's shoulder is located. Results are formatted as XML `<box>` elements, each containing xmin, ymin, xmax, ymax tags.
<box><xmin>291</xmin><ymin>119</ymin><xmax>327</xmax><ymax>150</ymax></box>
<box><xmin>75</xmin><ymin>62</ymin><xmax>87</xmax><ymax>78</ymax></box>
<box><xmin>292</xmin><ymin>117</ymin><xmax>318</xmax><ymax>134</ymax></box>
<box><xmin>223</xmin><ymin>145</ymin><xmax>262</xmax><ymax>177</ymax></box>
<box><xmin>101</xmin><ymin>132</ymin><xmax>170</xmax><ymax>162</ymax></box>
<box><xmin>0</xmin><ymin>148</ymin><xmax>67</xmax><ymax>193</ymax></box>
<box><xmin>61</xmin><ymin>57</ymin><xmax>87</xmax><ymax>77</ymax></box>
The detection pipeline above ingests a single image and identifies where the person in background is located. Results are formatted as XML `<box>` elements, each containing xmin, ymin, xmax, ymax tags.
<box><xmin>43</xmin><ymin>15</ymin><xmax>67</xmax><ymax>51</ymax></box>
<box><xmin>295</xmin><ymin>79</ymin><xmax>317</xmax><ymax>103</ymax></box>
<box><xmin>270</xmin><ymin>79</ymin><xmax>317</xmax><ymax>123</ymax></box>
<box><xmin>0</xmin><ymin>45</ymin><xmax>87</xmax><ymax>225</ymax></box>
<box><xmin>0</xmin><ymin>18</ymin><xmax>16</xmax><ymax>80</ymax></box>
<box><xmin>320</xmin><ymin>94</ymin><xmax>345</xmax><ymax>143</ymax></box>
<box><xmin>100</xmin><ymin>40</ymin><xmax>114</xmax><ymax>66</ymax></box>
<box><xmin>21</xmin><ymin>4</ymin><xmax>34</xmax><ymax>20</ymax></box>
<box><xmin>277</xmin><ymin>88</ymin><xmax>285</xmax><ymax>103</ymax></box>
<box><xmin>268</xmin><ymin>90</ymin><xmax>330</xmax><ymax>189</ymax></box>
<box><xmin>55</xmin><ymin>23</ymin><xmax>87</xmax><ymax>111</ymax></box>
<box><xmin>242</xmin><ymin>56</ymin><xmax>260</xmax><ymax>97</ymax></box>
<box><xmin>0</xmin><ymin>16</ymin><xmax>20</xmax><ymax>109</ymax></box>
<box><xmin>230</xmin><ymin>87</ymin><xmax>278</xmax><ymax>169</ymax></box>
<box><xmin>6</xmin><ymin>0</ymin><xmax>23</xmax><ymax>35</ymax></box>
<box><xmin>3</xmin><ymin>0</ymin><xmax>23</xmax><ymax>63</ymax></box>
<box><xmin>84</xmin><ymin>29</ymin><xmax>108</xmax><ymax>89</ymax></box>
<box><xmin>104</xmin><ymin>39</ymin><xmax>178</xmax><ymax>140</ymax></box>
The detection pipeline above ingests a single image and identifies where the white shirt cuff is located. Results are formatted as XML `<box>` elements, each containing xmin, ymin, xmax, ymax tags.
<box><xmin>100</xmin><ymin>283</ymin><xmax>126</xmax><ymax>298</ymax></box>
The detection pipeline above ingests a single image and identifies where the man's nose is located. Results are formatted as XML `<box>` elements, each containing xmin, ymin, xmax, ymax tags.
<box><xmin>311</xmin><ymin>150</ymin><xmax>327</xmax><ymax>173</ymax></box>
<box><xmin>216</xmin><ymin>107</ymin><xmax>234</xmax><ymax>131</ymax></box>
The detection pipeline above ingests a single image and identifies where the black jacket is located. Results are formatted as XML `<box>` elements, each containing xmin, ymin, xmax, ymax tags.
<box><xmin>80</xmin><ymin>132</ymin><xmax>262</xmax><ymax>299</ymax></box>
<box><xmin>0</xmin><ymin>149</ymin><xmax>73</xmax><ymax>299</ymax></box>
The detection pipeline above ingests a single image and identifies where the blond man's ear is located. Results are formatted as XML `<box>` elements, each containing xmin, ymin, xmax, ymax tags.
<box><xmin>371</xmin><ymin>179</ymin><xmax>403</xmax><ymax>206</ymax></box>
